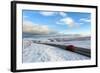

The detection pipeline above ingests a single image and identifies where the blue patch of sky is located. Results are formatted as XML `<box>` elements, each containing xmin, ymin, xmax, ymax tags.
<box><xmin>23</xmin><ymin>10</ymin><xmax>91</xmax><ymax>35</ymax></box>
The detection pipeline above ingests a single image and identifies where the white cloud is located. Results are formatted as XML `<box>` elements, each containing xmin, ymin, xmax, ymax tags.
<box><xmin>39</xmin><ymin>11</ymin><xmax>67</xmax><ymax>17</ymax></box>
<box><xmin>80</xmin><ymin>18</ymin><xmax>91</xmax><ymax>22</ymax></box>
<box><xmin>23</xmin><ymin>21</ymin><xmax>56</xmax><ymax>35</ymax></box>
<box><xmin>56</xmin><ymin>17</ymin><xmax>76</xmax><ymax>27</ymax></box>
<box><xmin>39</xmin><ymin>12</ymin><xmax>56</xmax><ymax>16</ymax></box>
<box><xmin>59</xmin><ymin>12</ymin><xmax>67</xmax><ymax>17</ymax></box>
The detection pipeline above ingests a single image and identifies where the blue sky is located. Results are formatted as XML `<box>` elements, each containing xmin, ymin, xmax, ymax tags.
<box><xmin>23</xmin><ymin>10</ymin><xmax>91</xmax><ymax>35</ymax></box>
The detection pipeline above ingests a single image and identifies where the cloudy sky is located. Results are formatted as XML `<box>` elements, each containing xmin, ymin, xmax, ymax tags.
<box><xmin>23</xmin><ymin>10</ymin><xmax>91</xmax><ymax>35</ymax></box>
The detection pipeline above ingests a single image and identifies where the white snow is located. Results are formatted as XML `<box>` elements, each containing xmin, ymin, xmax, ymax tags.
<box><xmin>23</xmin><ymin>40</ymin><xmax>90</xmax><ymax>63</ymax></box>
<box><xmin>23</xmin><ymin>36</ymin><xmax>90</xmax><ymax>49</ymax></box>
<box><xmin>39</xmin><ymin>40</ymin><xmax>90</xmax><ymax>49</ymax></box>
<box><xmin>64</xmin><ymin>40</ymin><xmax>90</xmax><ymax>49</ymax></box>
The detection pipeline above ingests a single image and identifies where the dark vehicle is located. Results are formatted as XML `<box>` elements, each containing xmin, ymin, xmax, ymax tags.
<box><xmin>66</xmin><ymin>45</ymin><xmax>75</xmax><ymax>52</ymax></box>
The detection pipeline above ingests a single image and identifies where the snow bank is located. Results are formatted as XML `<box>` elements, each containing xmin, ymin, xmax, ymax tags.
<box><xmin>23</xmin><ymin>40</ymin><xmax>90</xmax><ymax>63</ymax></box>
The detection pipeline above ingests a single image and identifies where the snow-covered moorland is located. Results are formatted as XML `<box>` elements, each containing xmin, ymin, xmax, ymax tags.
<box><xmin>23</xmin><ymin>39</ymin><xmax>90</xmax><ymax>63</ymax></box>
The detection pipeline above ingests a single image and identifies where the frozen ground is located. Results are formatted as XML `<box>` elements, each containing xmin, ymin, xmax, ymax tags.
<box><xmin>23</xmin><ymin>36</ymin><xmax>90</xmax><ymax>49</ymax></box>
<box><xmin>41</xmin><ymin>40</ymin><xmax>90</xmax><ymax>49</ymax></box>
<box><xmin>23</xmin><ymin>40</ymin><xmax>90</xmax><ymax>63</ymax></box>
<box><xmin>64</xmin><ymin>40</ymin><xmax>90</xmax><ymax>49</ymax></box>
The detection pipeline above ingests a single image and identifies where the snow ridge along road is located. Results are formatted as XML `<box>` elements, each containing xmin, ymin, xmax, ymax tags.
<box><xmin>23</xmin><ymin>40</ymin><xmax>90</xmax><ymax>63</ymax></box>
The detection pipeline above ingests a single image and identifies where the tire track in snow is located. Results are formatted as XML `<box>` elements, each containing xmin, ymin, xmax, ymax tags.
<box><xmin>23</xmin><ymin>41</ymin><xmax>90</xmax><ymax>63</ymax></box>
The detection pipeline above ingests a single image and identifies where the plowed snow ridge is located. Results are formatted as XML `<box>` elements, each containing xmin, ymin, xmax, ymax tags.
<box><xmin>23</xmin><ymin>40</ymin><xmax>90</xmax><ymax>63</ymax></box>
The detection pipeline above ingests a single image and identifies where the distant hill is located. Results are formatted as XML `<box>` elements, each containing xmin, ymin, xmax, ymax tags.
<box><xmin>22</xmin><ymin>32</ymin><xmax>88</xmax><ymax>38</ymax></box>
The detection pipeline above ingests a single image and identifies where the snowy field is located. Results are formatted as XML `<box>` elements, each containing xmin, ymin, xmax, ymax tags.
<box><xmin>64</xmin><ymin>40</ymin><xmax>90</xmax><ymax>49</ymax></box>
<box><xmin>22</xmin><ymin>39</ymin><xmax>90</xmax><ymax>63</ymax></box>
<box><xmin>23</xmin><ymin>36</ymin><xmax>90</xmax><ymax>49</ymax></box>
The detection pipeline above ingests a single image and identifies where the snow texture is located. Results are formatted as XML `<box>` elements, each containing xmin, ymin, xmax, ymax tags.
<box><xmin>23</xmin><ymin>40</ymin><xmax>90</xmax><ymax>63</ymax></box>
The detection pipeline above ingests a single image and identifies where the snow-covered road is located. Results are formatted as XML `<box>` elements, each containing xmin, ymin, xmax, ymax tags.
<box><xmin>23</xmin><ymin>40</ymin><xmax>90</xmax><ymax>63</ymax></box>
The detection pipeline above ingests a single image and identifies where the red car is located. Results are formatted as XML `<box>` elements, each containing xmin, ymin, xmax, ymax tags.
<box><xmin>66</xmin><ymin>45</ymin><xmax>76</xmax><ymax>52</ymax></box>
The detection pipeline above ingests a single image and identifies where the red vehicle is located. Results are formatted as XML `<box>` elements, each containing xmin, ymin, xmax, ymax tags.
<box><xmin>66</xmin><ymin>45</ymin><xmax>76</xmax><ymax>52</ymax></box>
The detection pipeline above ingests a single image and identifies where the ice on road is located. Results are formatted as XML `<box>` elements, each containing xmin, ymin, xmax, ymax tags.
<box><xmin>23</xmin><ymin>40</ymin><xmax>90</xmax><ymax>63</ymax></box>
